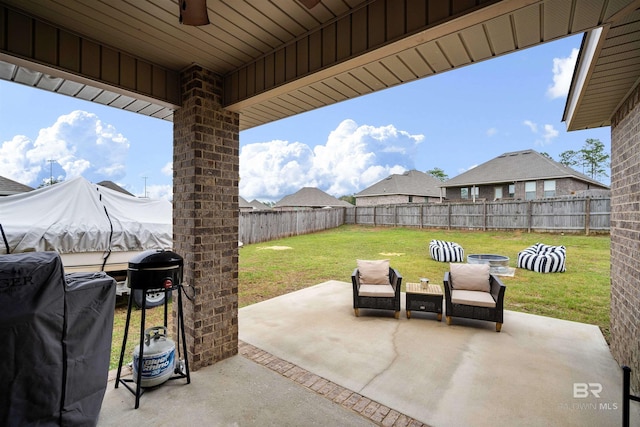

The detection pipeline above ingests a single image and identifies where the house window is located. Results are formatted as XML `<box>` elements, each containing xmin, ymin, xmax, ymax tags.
<box><xmin>508</xmin><ymin>184</ymin><xmax>515</xmax><ymax>198</ymax></box>
<box><xmin>471</xmin><ymin>187</ymin><xmax>479</xmax><ymax>197</ymax></box>
<box><xmin>461</xmin><ymin>188</ymin><xmax>468</xmax><ymax>199</ymax></box>
<box><xmin>408</xmin><ymin>196</ymin><xmax>413</xmax><ymax>203</ymax></box>
<box><xmin>525</xmin><ymin>181</ymin><xmax>536</xmax><ymax>200</ymax></box>
<box><xmin>544</xmin><ymin>180</ymin><xmax>556</xmax><ymax>197</ymax></box>
<box><xmin>494</xmin><ymin>187</ymin><xmax>503</xmax><ymax>199</ymax></box>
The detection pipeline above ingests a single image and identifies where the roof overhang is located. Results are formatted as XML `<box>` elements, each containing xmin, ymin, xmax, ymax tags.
<box><xmin>1</xmin><ymin>1</ymin><xmax>639</xmax><ymax>132</ymax></box>
<box><xmin>564</xmin><ymin>4</ymin><xmax>640</xmax><ymax>131</ymax></box>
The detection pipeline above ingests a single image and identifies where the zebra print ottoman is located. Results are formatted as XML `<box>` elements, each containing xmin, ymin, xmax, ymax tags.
<box><xmin>429</xmin><ymin>240</ymin><xmax>464</xmax><ymax>263</ymax></box>
<box><xmin>517</xmin><ymin>243</ymin><xmax>566</xmax><ymax>273</ymax></box>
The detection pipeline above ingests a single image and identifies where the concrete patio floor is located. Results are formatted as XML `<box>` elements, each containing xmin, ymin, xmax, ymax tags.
<box><xmin>99</xmin><ymin>280</ymin><xmax>637</xmax><ymax>426</ymax></box>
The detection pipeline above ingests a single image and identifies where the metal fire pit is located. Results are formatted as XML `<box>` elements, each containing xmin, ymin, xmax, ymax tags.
<box><xmin>467</xmin><ymin>254</ymin><xmax>510</xmax><ymax>274</ymax></box>
<box><xmin>467</xmin><ymin>254</ymin><xmax>510</xmax><ymax>267</ymax></box>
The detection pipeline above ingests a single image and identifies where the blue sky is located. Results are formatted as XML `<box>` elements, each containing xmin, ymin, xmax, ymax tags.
<box><xmin>0</xmin><ymin>33</ymin><xmax>611</xmax><ymax>202</ymax></box>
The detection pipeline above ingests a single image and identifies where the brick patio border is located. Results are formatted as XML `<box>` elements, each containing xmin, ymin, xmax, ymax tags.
<box><xmin>238</xmin><ymin>341</ymin><xmax>429</xmax><ymax>427</ymax></box>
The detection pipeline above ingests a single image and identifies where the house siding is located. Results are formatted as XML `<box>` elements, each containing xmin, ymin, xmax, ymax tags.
<box><xmin>610</xmin><ymin>82</ymin><xmax>640</xmax><ymax>393</ymax></box>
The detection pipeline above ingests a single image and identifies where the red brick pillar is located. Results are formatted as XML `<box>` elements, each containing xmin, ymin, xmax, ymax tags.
<box><xmin>173</xmin><ymin>65</ymin><xmax>239</xmax><ymax>369</ymax></box>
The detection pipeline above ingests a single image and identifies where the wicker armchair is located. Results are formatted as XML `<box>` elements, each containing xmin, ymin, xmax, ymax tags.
<box><xmin>443</xmin><ymin>267</ymin><xmax>506</xmax><ymax>332</ymax></box>
<box><xmin>352</xmin><ymin>266</ymin><xmax>402</xmax><ymax>319</ymax></box>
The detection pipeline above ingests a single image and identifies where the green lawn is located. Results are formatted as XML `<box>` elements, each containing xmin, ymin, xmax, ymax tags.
<box><xmin>239</xmin><ymin>225</ymin><xmax>611</xmax><ymax>341</ymax></box>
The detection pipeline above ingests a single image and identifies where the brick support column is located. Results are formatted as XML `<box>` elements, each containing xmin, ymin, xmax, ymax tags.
<box><xmin>610</xmin><ymin>83</ymin><xmax>640</xmax><ymax>392</ymax></box>
<box><xmin>173</xmin><ymin>65</ymin><xmax>239</xmax><ymax>369</ymax></box>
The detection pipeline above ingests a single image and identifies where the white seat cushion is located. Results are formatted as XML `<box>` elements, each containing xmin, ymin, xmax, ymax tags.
<box><xmin>451</xmin><ymin>289</ymin><xmax>496</xmax><ymax>308</ymax></box>
<box><xmin>358</xmin><ymin>284</ymin><xmax>395</xmax><ymax>297</ymax></box>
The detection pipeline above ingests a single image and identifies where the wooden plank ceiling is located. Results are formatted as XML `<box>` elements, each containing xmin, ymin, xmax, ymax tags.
<box><xmin>0</xmin><ymin>0</ymin><xmax>638</xmax><ymax>131</ymax></box>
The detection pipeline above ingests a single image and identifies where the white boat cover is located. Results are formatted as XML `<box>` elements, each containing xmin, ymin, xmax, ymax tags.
<box><xmin>0</xmin><ymin>177</ymin><xmax>172</xmax><ymax>256</ymax></box>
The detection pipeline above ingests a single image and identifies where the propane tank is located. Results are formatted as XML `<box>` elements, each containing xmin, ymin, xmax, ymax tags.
<box><xmin>132</xmin><ymin>326</ymin><xmax>176</xmax><ymax>387</ymax></box>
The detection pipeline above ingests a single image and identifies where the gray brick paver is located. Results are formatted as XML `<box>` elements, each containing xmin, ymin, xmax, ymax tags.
<box><xmin>341</xmin><ymin>392</ymin><xmax>362</xmax><ymax>409</ymax></box>
<box><xmin>310</xmin><ymin>378</ymin><xmax>328</xmax><ymax>391</ymax></box>
<box><xmin>371</xmin><ymin>405</ymin><xmax>391</xmax><ymax>423</ymax></box>
<box><xmin>303</xmin><ymin>374</ymin><xmax>322</xmax><ymax>388</ymax></box>
<box><xmin>382</xmin><ymin>410</ymin><xmax>400</xmax><ymax>427</ymax></box>
<box><xmin>362</xmin><ymin>401</ymin><xmax>380</xmax><ymax>418</ymax></box>
<box><xmin>393</xmin><ymin>414</ymin><xmax>410</xmax><ymax>427</ymax></box>
<box><xmin>239</xmin><ymin>345</ymin><xmax>420</xmax><ymax>427</ymax></box>
<box><xmin>352</xmin><ymin>397</ymin><xmax>371</xmax><ymax>413</ymax></box>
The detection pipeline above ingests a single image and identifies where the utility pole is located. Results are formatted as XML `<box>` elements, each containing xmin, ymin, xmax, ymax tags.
<box><xmin>143</xmin><ymin>176</ymin><xmax>148</xmax><ymax>198</ymax></box>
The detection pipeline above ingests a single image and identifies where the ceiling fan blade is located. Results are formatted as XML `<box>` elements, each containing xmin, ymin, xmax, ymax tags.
<box><xmin>298</xmin><ymin>0</ymin><xmax>322</xmax><ymax>9</ymax></box>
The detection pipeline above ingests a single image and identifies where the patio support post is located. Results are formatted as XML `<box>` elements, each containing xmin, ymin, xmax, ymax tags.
<box><xmin>173</xmin><ymin>65</ymin><xmax>240</xmax><ymax>370</ymax></box>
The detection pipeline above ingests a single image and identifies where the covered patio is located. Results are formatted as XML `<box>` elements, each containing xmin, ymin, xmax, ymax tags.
<box><xmin>99</xmin><ymin>280</ymin><xmax>633</xmax><ymax>426</ymax></box>
<box><xmin>2</xmin><ymin>1</ymin><xmax>640</xmax><ymax>424</ymax></box>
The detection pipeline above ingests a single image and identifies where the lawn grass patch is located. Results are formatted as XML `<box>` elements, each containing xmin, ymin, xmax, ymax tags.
<box><xmin>239</xmin><ymin>225</ymin><xmax>610</xmax><ymax>340</ymax></box>
<box><xmin>111</xmin><ymin>299</ymin><xmax>167</xmax><ymax>370</ymax></box>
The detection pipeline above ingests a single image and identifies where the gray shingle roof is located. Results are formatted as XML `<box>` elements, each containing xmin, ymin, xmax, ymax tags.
<box><xmin>0</xmin><ymin>176</ymin><xmax>34</xmax><ymax>196</ymax></box>
<box><xmin>441</xmin><ymin>149</ymin><xmax>609</xmax><ymax>188</ymax></box>
<box><xmin>354</xmin><ymin>169</ymin><xmax>444</xmax><ymax>198</ymax></box>
<box><xmin>275</xmin><ymin>187</ymin><xmax>352</xmax><ymax>208</ymax></box>
<box><xmin>97</xmin><ymin>180</ymin><xmax>135</xmax><ymax>196</ymax></box>
<box><xmin>239</xmin><ymin>196</ymin><xmax>253</xmax><ymax>209</ymax></box>
<box><xmin>249</xmin><ymin>199</ymin><xmax>271</xmax><ymax>210</ymax></box>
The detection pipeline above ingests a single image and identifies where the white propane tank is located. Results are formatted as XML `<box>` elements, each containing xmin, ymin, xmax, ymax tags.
<box><xmin>132</xmin><ymin>326</ymin><xmax>176</xmax><ymax>387</ymax></box>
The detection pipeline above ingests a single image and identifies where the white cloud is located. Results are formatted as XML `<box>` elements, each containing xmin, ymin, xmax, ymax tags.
<box><xmin>486</xmin><ymin>128</ymin><xmax>498</xmax><ymax>137</ymax></box>
<box><xmin>0</xmin><ymin>135</ymin><xmax>41</xmax><ymax>184</ymax></box>
<box><xmin>139</xmin><ymin>184</ymin><xmax>173</xmax><ymax>201</ymax></box>
<box><xmin>547</xmin><ymin>48</ymin><xmax>579</xmax><ymax>99</ymax></box>
<box><xmin>1</xmin><ymin>110</ymin><xmax>130</xmax><ymax>187</ymax></box>
<box><xmin>523</xmin><ymin>120</ymin><xmax>559</xmax><ymax>146</ymax></box>
<box><xmin>523</xmin><ymin>120</ymin><xmax>538</xmax><ymax>133</ymax></box>
<box><xmin>239</xmin><ymin>119</ymin><xmax>423</xmax><ymax>201</ymax></box>
<box><xmin>542</xmin><ymin>124</ymin><xmax>559</xmax><ymax>143</ymax></box>
<box><xmin>161</xmin><ymin>162</ymin><xmax>173</xmax><ymax>176</ymax></box>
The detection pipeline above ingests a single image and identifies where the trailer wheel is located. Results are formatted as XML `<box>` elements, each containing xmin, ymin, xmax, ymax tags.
<box><xmin>133</xmin><ymin>288</ymin><xmax>167</xmax><ymax>308</ymax></box>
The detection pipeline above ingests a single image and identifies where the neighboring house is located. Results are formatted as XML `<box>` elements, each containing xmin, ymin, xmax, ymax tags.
<box><xmin>354</xmin><ymin>170</ymin><xmax>445</xmax><ymax>206</ymax></box>
<box><xmin>249</xmin><ymin>199</ymin><xmax>271</xmax><ymax>210</ymax></box>
<box><xmin>441</xmin><ymin>149</ymin><xmax>609</xmax><ymax>201</ymax></box>
<box><xmin>240</xmin><ymin>197</ymin><xmax>272</xmax><ymax>211</ymax></box>
<box><xmin>97</xmin><ymin>180</ymin><xmax>135</xmax><ymax>197</ymax></box>
<box><xmin>274</xmin><ymin>187</ymin><xmax>353</xmax><ymax>210</ymax></box>
<box><xmin>0</xmin><ymin>176</ymin><xmax>34</xmax><ymax>196</ymax></box>
<box><xmin>239</xmin><ymin>196</ymin><xmax>254</xmax><ymax>212</ymax></box>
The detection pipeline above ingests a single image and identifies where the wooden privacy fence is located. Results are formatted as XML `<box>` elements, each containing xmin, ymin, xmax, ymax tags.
<box><xmin>239</xmin><ymin>208</ymin><xmax>346</xmax><ymax>244</ymax></box>
<box><xmin>344</xmin><ymin>197</ymin><xmax>610</xmax><ymax>234</ymax></box>
<box><xmin>238</xmin><ymin>197</ymin><xmax>609</xmax><ymax>244</ymax></box>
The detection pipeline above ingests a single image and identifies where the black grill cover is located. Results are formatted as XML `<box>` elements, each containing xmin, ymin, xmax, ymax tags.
<box><xmin>63</xmin><ymin>272</ymin><xmax>117</xmax><ymax>425</ymax></box>
<box><xmin>127</xmin><ymin>249</ymin><xmax>183</xmax><ymax>290</ymax></box>
<box><xmin>0</xmin><ymin>252</ymin><xmax>116</xmax><ymax>427</ymax></box>
<box><xmin>0</xmin><ymin>252</ymin><xmax>65</xmax><ymax>426</ymax></box>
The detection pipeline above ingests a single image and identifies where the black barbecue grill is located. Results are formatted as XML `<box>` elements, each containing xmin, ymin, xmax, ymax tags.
<box><xmin>116</xmin><ymin>249</ymin><xmax>190</xmax><ymax>408</ymax></box>
<box><xmin>127</xmin><ymin>249</ymin><xmax>183</xmax><ymax>290</ymax></box>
